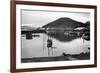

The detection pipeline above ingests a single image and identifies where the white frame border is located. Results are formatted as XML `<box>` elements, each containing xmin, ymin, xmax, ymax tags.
<box><xmin>16</xmin><ymin>4</ymin><xmax>95</xmax><ymax>69</ymax></box>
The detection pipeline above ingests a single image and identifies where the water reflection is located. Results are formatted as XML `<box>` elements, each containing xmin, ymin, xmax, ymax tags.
<box><xmin>46</xmin><ymin>31</ymin><xmax>80</xmax><ymax>42</ymax></box>
<box><xmin>21</xmin><ymin>31</ymin><xmax>90</xmax><ymax>59</ymax></box>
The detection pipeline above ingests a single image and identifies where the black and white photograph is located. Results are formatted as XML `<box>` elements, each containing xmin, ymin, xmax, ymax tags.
<box><xmin>10</xmin><ymin>1</ymin><xmax>97</xmax><ymax>72</ymax></box>
<box><xmin>21</xmin><ymin>9</ymin><xmax>90</xmax><ymax>63</ymax></box>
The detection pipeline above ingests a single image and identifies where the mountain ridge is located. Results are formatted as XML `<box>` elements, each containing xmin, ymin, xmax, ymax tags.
<box><xmin>42</xmin><ymin>17</ymin><xmax>85</xmax><ymax>29</ymax></box>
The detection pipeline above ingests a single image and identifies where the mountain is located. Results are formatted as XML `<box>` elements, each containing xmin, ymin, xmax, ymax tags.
<box><xmin>42</xmin><ymin>17</ymin><xmax>85</xmax><ymax>29</ymax></box>
<box><xmin>84</xmin><ymin>21</ymin><xmax>90</xmax><ymax>29</ymax></box>
<box><xmin>21</xmin><ymin>25</ymin><xmax>36</xmax><ymax>31</ymax></box>
<box><xmin>42</xmin><ymin>17</ymin><xmax>90</xmax><ymax>42</ymax></box>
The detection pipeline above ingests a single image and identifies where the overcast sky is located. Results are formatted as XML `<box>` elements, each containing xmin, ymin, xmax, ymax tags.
<box><xmin>22</xmin><ymin>10</ymin><xmax>90</xmax><ymax>27</ymax></box>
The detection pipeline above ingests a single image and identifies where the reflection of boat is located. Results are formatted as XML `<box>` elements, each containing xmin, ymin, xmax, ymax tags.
<box><xmin>32</xmin><ymin>34</ymin><xmax>40</xmax><ymax>37</ymax></box>
<box><xmin>47</xmin><ymin>39</ymin><xmax>52</xmax><ymax>48</ymax></box>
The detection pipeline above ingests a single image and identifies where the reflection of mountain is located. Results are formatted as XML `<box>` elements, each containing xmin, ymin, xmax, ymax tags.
<box><xmin>42</xmin><ymin>17</ymin><xmax>89</xmax><ymax>42</ymax></box>
<box><xmin>46</xmin><ymin>32</ymin><xmax>79</xmax><ymax>42</ymax></box>
<box><xmin>42</xmin><ymin>17</ymin><xmax>85</xmax><ymax>29</ymax></box>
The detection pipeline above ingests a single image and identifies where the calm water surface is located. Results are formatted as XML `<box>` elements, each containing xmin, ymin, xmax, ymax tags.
<box><xmin>21</xmin><ymin>33</ymin><xmax>90</xmax><ymax>58</ymax></box>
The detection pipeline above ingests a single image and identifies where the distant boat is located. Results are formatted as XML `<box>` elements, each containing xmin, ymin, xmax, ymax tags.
<box><xmin>26</xmin><ymin>32</ymin><xmax>33</xmax><ymax>39</ymax></box>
